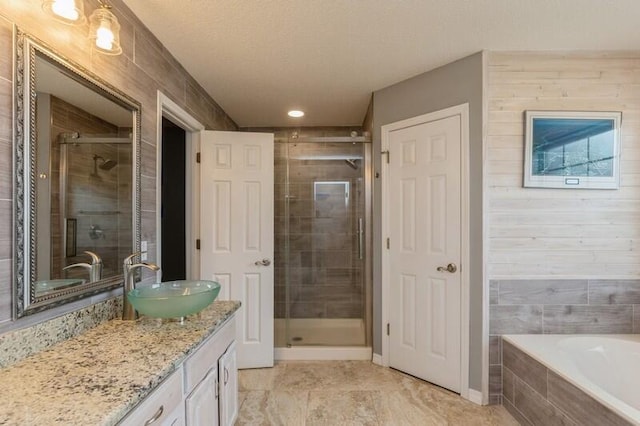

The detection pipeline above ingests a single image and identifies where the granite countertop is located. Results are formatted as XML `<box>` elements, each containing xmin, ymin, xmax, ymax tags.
<box><xmin>0</xmin><ymin>300</ymin><xmax>241</xmax><ymax>426</ymax></box>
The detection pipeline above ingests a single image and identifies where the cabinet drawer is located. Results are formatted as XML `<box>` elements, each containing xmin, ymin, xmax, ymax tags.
<box><xmin>119</xmin><ymin>368</ymin><xmax>183</xmax><ymax>426</ymax></box>
<box><xmin>184</xmin><ymin>318</ymin><xmax>235</xmax><ymax>394</ymax></box>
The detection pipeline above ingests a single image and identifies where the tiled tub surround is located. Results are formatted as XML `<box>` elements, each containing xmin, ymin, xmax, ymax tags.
<box><xmin>0</xmin><ymin>300</ymin><xmax>240</xmax><ymax>425</ymax></box>
<box><xmin>489</xmin><ymin>279</ymin><xmax>640</xmax><ymax>403</ymax></box>
<box><xmin>501</xmin><ymin>335</ymin><xmax>637</xmax><ymax>425</ymax></box>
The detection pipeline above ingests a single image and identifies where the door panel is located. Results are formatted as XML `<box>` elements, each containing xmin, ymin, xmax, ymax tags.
<box><xmin>401</xmin><ymin>274</ymin><xmax>416</xmax><ymax>348</ymax></box>
<box><xmin>388</xmin><ymin>115</ymin><xmax>461</xmax><ymax>393</ymax></box>
<box><xmin>200</xmin><ymin>131</ymin><xmax>274</xmax><ymax>369</ymax></box>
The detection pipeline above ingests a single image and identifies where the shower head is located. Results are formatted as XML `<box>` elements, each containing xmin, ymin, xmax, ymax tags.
<box><xmin>93</xmin><ymin>155</ymin><xmax>118</xmax><ymax>172</ymax></box>
<box><xmin>344</xmin><ymin>159</ymin><xmax>358</xmax><ymax>170</ymax></box>
<box><xmin>100</xmin><ymin>159</ymin><xmax>117</xmax><ymax>170</ymax></box>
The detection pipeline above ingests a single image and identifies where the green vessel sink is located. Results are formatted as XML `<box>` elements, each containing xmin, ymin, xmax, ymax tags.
<box><xmin>127</xmin><ymin>280</ymin><xmax>221</xmax><ymax>319</ymax></box>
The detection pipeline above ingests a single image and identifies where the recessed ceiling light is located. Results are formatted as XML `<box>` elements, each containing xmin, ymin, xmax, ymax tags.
<box><xmin>288</xmin><ymin>110</ymin><xmax>304</xmax><ymax>118</ymax></box>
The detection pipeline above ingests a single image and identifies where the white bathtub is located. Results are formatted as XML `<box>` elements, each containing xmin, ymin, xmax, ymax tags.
<box><xmin>503</xmin><ymin>334</ymin><xmax>640</xmax><ymax>425</ymax></box>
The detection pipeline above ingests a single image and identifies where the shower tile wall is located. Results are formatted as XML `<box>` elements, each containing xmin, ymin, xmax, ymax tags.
<box><xmin>256</xmin><ymin>127</ymin><xmax>365</xmax><ymax>320</ymax></box>
<box><xmin>49</xmin><ymin>96</ymin><xmax>131</xmax><ymax>279</ymax></box>
<box><xmin>488</xmin><ymin>278</ymin><xmax>640</xmax><ymax>404</ymax></box>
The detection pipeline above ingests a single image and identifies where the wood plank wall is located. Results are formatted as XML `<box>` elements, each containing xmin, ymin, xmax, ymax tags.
<box><xmin>487</xmin><ymin>52</ymin><xmax>640</xmax><ymax>278</ymax></box>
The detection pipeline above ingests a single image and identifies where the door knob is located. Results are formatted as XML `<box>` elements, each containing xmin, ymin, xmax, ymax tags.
<box><xmin>437</xmin><ymin>263</ymin><xmax>457</xmax><ymax>273</ymax></box>
<box><xmin>254</xmin><ymin>258</ymin><xmax>271</xmax><ymax>266</ymax></box>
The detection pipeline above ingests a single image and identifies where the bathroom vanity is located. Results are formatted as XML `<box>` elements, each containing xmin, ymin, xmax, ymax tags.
<box><xmin>0</xmin><ymin>300</ymin><xmax>240</xmax><ymax>425</ymax></box>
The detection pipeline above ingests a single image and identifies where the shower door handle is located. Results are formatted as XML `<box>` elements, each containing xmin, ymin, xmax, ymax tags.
<box><xmin>254</xmin><ymin>258</ymin><xmax>271</xmax><ymax>266</ymax></box>
<box><xmin>358</xmin><ymin>218</ymin><xmax>364</xmax><ymax>260</ymax></box>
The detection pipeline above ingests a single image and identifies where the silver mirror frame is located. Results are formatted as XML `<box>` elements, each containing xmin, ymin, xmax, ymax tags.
<box><xmin>14</xmin><ymin>29</ymin><xmax>142</xmax><ymax>318</ymax></box>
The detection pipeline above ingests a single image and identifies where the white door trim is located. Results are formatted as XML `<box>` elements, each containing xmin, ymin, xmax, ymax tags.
<box><xmin>381</xmin><ymin>103</ymin><xmax>471</xmax><ymax>401</ymax></box>
<box><xmin>156</xmin><ymin>92</ymin><xmax>205</xmax><ymax>280</ymax></box>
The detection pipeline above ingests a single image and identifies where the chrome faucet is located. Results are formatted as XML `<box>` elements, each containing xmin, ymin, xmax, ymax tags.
<box><xmin>63</xmin><ymin>250</ymin><xmax>102</xmax><ymax>282</ymax></box>
<box><xmin>122</xmin><ymin>253</ymin><xmax>160</xmax><ymax>320</ymax></box>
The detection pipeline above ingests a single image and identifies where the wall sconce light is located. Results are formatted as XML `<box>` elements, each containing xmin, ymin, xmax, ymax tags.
<box><xmin>42</xmin><ymin>0</ymin><xmax>86</xmax><ymax>25</ymax></box>
<box><xmin>89</xmin><ymin>1</ymin><xmax>122</xmax><ymax>55</ymax></box>
<box><xmin>42</xmin><ymin>0</ymin><xmax>122</xmax><ymax>56</ymax></box>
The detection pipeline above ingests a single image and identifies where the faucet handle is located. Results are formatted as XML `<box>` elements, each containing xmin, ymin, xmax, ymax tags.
<box><xmin>84</xmin><ymin>251</ymin><xmax>102</xmax><ymax>264</ymax></box>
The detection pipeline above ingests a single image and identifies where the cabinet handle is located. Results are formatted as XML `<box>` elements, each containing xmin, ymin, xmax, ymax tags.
<box><xmin>224</xmin><ymin>367</ymin><xmax>229</xmax><ymax>385</ymax></box>
<box><xmin>143</xmin><ymin>405</ymin><xmax>164</xmax><ymax>425</ymax></box>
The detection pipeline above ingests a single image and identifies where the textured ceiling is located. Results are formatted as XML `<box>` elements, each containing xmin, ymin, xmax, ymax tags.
<box><xmin>121</xmin><ymin>0</ymin><xmax>640</xmax><ymax>127</ymax></box>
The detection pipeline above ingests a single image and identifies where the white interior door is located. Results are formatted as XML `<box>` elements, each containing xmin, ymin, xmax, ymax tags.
<box><xmin>200</xmin><ymin>130</ymin><xmax>274</xmax><ymax>369</ymax></box>
<box><xmin>387</xmin><ymin>114</ymin><xmax>462</xmax><ymax>392</ymax></box>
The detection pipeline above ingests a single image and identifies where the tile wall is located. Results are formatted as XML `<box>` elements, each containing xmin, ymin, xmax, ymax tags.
<box><xmin>0</xmin><ymin>1</ymin><xmax>236</xmax><ymax>330</ymax></box>
<box><xmin>489</xmin><ymin>279</ymin><xmax>640</xmax><ymax>403</ymax></box>
<box><xmin>244</xmin><ymin>127</ymin><xmax>366</xmax><ymax>321</ymax></box>
<box><xmin>276</xmin><ymin>140</ymin><xmax>365</xmax><ymax>320</ymax></box>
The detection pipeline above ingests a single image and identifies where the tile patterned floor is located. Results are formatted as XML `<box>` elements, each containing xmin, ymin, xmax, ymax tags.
<box><xmin>237</xmin><ymin>361</ymin><xmax>518</xmax><ymax>425</ymax></box>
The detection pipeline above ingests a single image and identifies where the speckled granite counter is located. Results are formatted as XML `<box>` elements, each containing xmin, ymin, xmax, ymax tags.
<box><xmin>0</xmin><ymin>300</ymin><xmax>240</xmax><ymax>425</ymax></box>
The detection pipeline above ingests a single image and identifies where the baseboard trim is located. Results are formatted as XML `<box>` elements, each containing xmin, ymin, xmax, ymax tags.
<box><xmin>274</xmin><ymin>346</ymin><xmax>372</xmax><ymax>361</ymax></box>
<box><xmin>468</xmin><ymin>388</ymin><xmax>484</xmax><ymax>405</ymax></box>
<box><xmin>372</xmin><ymin>353</ymin><xmax>384</xmax><ymax>366</ymax></box>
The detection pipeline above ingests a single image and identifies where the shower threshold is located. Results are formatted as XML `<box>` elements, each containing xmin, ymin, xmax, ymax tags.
<box><xmin>274</xmin><ymin>318</ymin><xmax>371</xmax><ymax>361</ymax></box>
<box><xmin>274</xmin><ymin>345</ymin><xmax>372</xmax><ymax>361</ymax></box>
<box><xmin>275</xmin><ymin>318</ymin><xmax>366</xmax><ymax>347</ymax></box>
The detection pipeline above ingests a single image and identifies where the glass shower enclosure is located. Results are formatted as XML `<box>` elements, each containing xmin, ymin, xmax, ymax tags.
<box><xmin>274</xmin><ymin>134</ymin><xmax>372</xmax><ymax>348</ymax></box>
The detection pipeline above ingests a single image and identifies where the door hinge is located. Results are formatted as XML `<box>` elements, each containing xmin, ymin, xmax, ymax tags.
<box><xmin>381</xmin><ymin>150</ymin><xmax>390</xmax><ymax>164</ymax></box>
<box><xmin>387</xmin><ymin>323</ymin><xmax>390</xmax><ymax>336</ymax></box>
<box><xmin>386</xmin><ymin>238</ymin><xmax>390</xmax><ymax>249</ymax></box>
<box><xmin>196</xmin><ymin>152</ymin><xmax>201</xmax><ymax>163</ymax></box>
<box><xmin>196</xmin><ymin>239</ymin><xmax>201</xmax><ymax>250</ymax></box>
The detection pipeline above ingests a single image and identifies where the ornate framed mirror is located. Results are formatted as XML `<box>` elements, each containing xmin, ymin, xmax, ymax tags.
<box><xmin>14</xmin><ymin>29</ymin><xmax>141</xmax><ymax>317</ymax></box>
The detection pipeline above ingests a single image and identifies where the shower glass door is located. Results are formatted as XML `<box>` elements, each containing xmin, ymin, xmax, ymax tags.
<box><xmin>274</xmin><ymin>137</ymin><xmax>371</xmax><ymax>347</ymax></box>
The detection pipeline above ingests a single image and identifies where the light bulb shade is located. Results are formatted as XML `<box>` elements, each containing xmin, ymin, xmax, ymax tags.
<box><xmin>89</xmin><ymin>5</ymin><xmax>122</xmax><ymax>55</ymax></box>
<box><xmin>42</xmin><ymin>0</ymin><xmax>86</xmax><ymax>25</ymax></box>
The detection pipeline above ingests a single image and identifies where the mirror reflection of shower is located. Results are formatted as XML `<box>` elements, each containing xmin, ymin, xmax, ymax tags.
<box><xmin>93</xmin><ymin>154</ymin><xmax>118</xmax><ymax>175</ymax></box>
<box><xmin>344</xmin><ymin>159</ymin><xmax>358</xmax><ymax>169</ymax></box>
<box><xmin>51</xmin><ymin>126</ymin><xmax>132</xmax><ymax>281</ymax></box>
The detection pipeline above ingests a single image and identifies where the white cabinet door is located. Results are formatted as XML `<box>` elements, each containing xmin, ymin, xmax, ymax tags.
<box><xmin>218</xmin><ymin>342</ymin><xmax>238</xmax><ymax>426</ymax></box>
<box><xmin>200</xmin><ymin>130</ymin><xmax>274</xmax><ymax>369</ymax></box>
<box><xmin>185</xmin><ymin>367</ymin><xmax>219</xmax><ymax>426</ymax></box>
<box><xmin>165</xmin><ymin>404</ymin><xmax>186</xmax><ymax>426</ymax></box>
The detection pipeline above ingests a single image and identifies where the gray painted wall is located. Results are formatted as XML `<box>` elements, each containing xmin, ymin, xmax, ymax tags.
<box><xmin>371</xmin><ymin>52</ymin><xmax>484</xmax><ymax>390</ymax></box>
